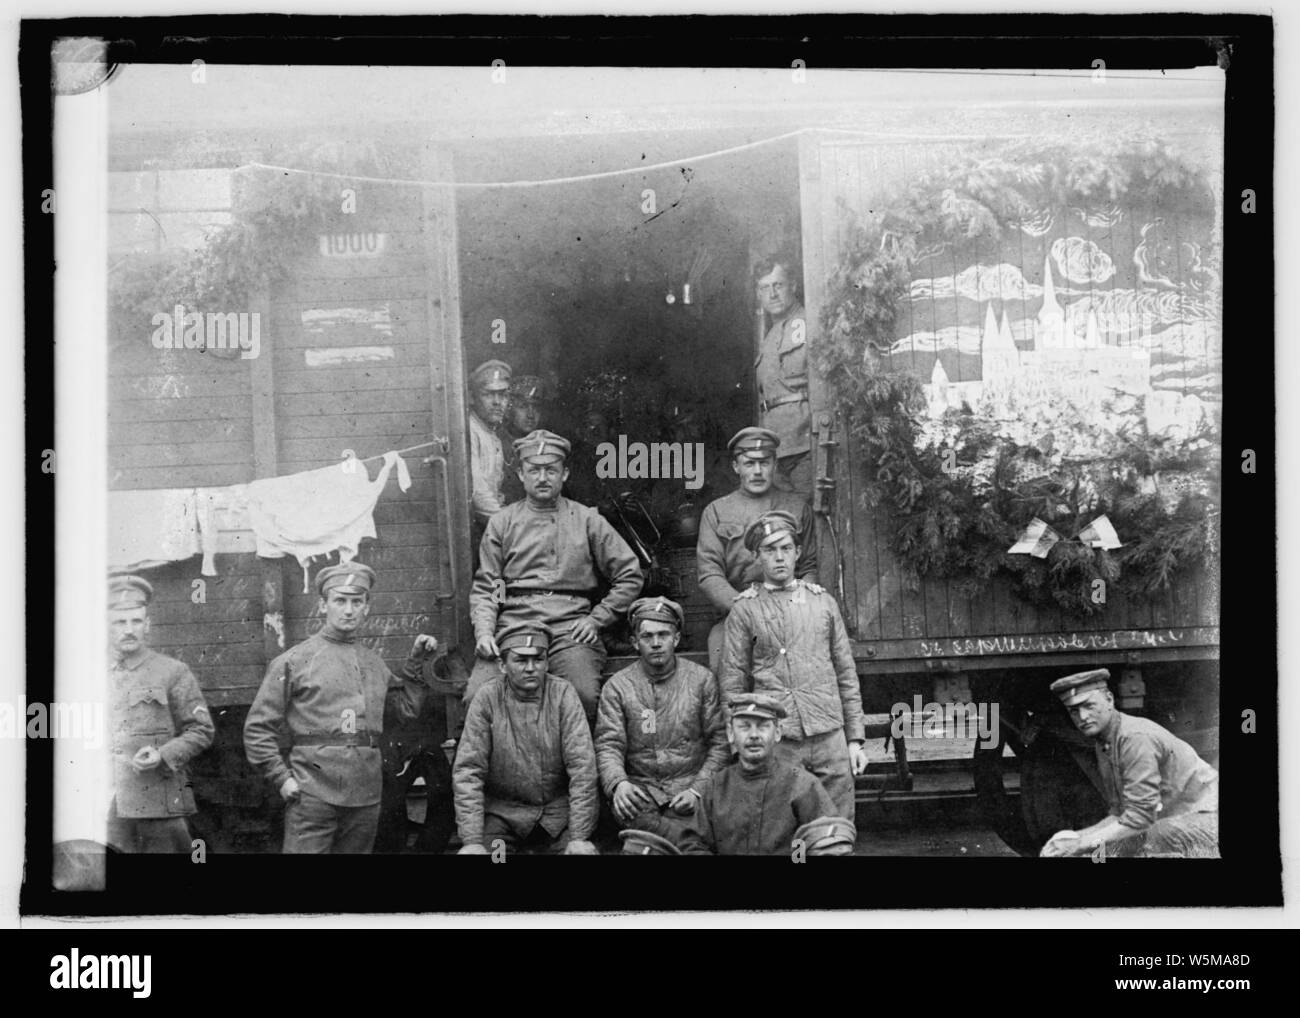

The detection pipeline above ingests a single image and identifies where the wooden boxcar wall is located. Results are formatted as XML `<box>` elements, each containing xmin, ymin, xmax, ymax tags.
<box><xmin>108</xmin><ymin>331</ymin><xmax>263</xmax><ymax>706</ymax></box>
<box><xmin>800</xmin><ymin>132</ymin><xmax>1221</xmax><ymax>668</ymax></box>
<box><xmin>108</xmin><ymin>160</ymin><xmax>465</xmax><ymax>707</ymax></box>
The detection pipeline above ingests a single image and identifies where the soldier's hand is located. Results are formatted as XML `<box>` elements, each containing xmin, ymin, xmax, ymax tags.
<box><xmin>568</xmin><ymin>615</ymin><xmax>601</xmax><ymax>646</ymax></box>
<box><xmin>411</xmin><ymin>633</ymin><xmax>439</xmax><ymax>658</ymax></box>
<box><xmin>562</xmin><ymin>839</ymin><xmax>599</xmax><ymax>856</ymax></box>
<box><xmin>279</xmin><ymin>776</ymin><xmax>302</xmax><ymax>803</ymax></box>
<box><xmin>457</xmin><ymin>843</ymin><xmax>489</xmax><ymax>855</ymax></box>
<box><xmin>1039</xmin><ymin>831</ymin><xmax>1079</xmax><ymax>858</ymax></box>
<box><xmin>612</xmin><ymin>780</ymin><xmax>654</xmax><ymax>822</ymax></box>
<box><xmin>130</xmin><ymin>745</ymin><xmax>161</xmax><ymax>773</ymax></box>
<box><xmin>668</xmin><ymin>789</ymin><xmax>700</xmax><ymax>816</ymax></box>
<box><xmin>475</xmin><ymin>635</ymin><xmax>500</xmax><ymax>659</ymax></box>
<box><xmin>849</xmin><ymin>740</ymin><xmax>869</xmax><ymax>776</ymax></box>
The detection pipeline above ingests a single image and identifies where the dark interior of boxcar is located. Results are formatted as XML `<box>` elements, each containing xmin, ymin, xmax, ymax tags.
<box><xmin>454</xmin><ymin>133</ymin><xmax>802</xmax><ymax>646</ymax></box>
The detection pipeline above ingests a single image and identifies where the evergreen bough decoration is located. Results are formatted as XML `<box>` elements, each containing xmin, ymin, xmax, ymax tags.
<box><xmin>817</xmin><ymin>136</ymin><xmax>1220</xmax><ymax>616</ymax></box>
<box><xmin>110</xmin><ymin>139</ymin><xmax>416</xmax><ymax>323</ymax></box>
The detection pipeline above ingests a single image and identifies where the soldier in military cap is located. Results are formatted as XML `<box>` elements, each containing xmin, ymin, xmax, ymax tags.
<box><xmin>792</xmin><ymin>816</ymin><xmax>858</xmax><ymax>857</ymax></box>
<box><xmin>502</xmin><ymin>374</ymin><xmax>548</xmax><ymax>505</ymax></box>
<box><xmin>594</xmin><ymin>596</ymin><xmax>729</xmax><ymax>846</ymax></box>
<box><xmin>467</xmin><ymin>429</ymin><xmax>644</xmax><ymax>724</ymax></box>
<box><xmin>107</xmin><ymin>575</ymin><xmax>215</xmax><ymax>853</ymax></box>
<box><xmin>696</xmin><ymin>426</ymin><xmax>817</xmax><ymax>673</ymax></box>
<box><xmin>718</xmin><ymin>510</ymin><xmax>867</xmax><ymax>821</ymax></box>
<box><xmin>453</xmin><ymin>621</ymin><xmax>599</xmax><ymax>855</ymax></box>
<box><xmin>678</xmin><ymin>693</ymin><xmax>838</xmax><ymax>856</ymax></box>
<box><xmin>1040</xmin><ymin>669</ymin><xmax>1219</xmax><ymax>859</ymax></box>
<box><xmin>467</xmin><ymin>359</ymin><xmax>513</xmax><ymax>560</ymax></box>
<box><xmin>243</xmin><ymin>561</ymin><xmax>441</xmax><ymax>853</ymax></box>
<box><xmin>753</xmin><ymin>254</ymin><xmax>812</xmax><ymax>493</ymax></box>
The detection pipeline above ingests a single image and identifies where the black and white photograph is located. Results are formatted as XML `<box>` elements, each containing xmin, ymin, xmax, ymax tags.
<box><xmin>11</xmin><ymin>12</ymin><xmax>1282</xmax><ymax>927</ymax></box>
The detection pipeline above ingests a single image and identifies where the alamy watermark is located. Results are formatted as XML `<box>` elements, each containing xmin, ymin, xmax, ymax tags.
<box><xmin>2</xmin><ymin>699</ymin><xmax>105</xmax><ymax>748</ymax></box>
<box><xmin>151</xmin><ymin>303</ymin><xmax>261</xmax><ymax>359</ymax></box>
<box><xmin>594</xmin><ymin>435</ymin><xmax>705</xmax><ymax>490</ymax></box>
<box><xmin>890</xmin><ymin>696</ymin><xmax>1000</xmax><ymax>749</ymax></box>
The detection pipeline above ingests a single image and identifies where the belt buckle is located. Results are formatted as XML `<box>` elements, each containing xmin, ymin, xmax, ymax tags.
<box><xmin>538</xmin><ymin>589</ymin><xmax>554</xmax><ymax>598</ymax></box>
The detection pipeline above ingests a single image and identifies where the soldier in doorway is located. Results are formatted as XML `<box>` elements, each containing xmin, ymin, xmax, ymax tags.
<box><xmin>753</xmin><ymin>254</ymin><xmax>812</xmax><ymax>494</ymax></box>
<box><xmin>467</xmin><ymin>359</ymin><xmax>512</xmax><ymax>561</ymax></box>
<box><xmin>502</xmin><ymin>374</ymin><xmax>548</xmax><ymax>505</ymax></box>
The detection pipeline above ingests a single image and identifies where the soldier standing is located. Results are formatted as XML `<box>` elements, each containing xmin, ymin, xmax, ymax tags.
<box><xmin>107</xmin><ymin>575</ymin><xmax>215</xmax><ymax>854</ymax></box>
<box><xmin>717</xmin><ymin>511</ymin><xmax>867</xmax><ymax>821</ymax></box>
<box><xmin>467</xmin><ymin>429</ymin><xmax>643</xmax><ymax>724</ymax></box>
<box><xmin>243</xmin><ymin>562</ymin><xmax>440</xmax><ymax>854</ymax></box>
<box><xmin>696</xmin><ymin>427</ymin><xmax>817</xmax><ymax>672</ymax></box>
<box><xmin>753</xmin><ymin>255</ymin><xmax>811</xmax><ymax>493</ymax></box>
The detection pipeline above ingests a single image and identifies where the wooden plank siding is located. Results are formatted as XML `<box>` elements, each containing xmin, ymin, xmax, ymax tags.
<box><xmin>799</xmin><ymin>136</ymin><xmax>1220</xmax><ymax>668</ymax></box>
<box><xmin>107</xmin><ymin>160</ymin><xmax>464</xmax><ymax>707</ymax></box>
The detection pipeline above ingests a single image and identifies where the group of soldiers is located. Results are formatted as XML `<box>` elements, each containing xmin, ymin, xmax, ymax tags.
<box><xmin>104</xmin><ymin>256</ymin><xmax>1219</xmax><ymax>859</ymax></box>
<box><xmin>452</xmin><ymin>408</ymin><xmax>869</xmax><ymax>856</ymax></box>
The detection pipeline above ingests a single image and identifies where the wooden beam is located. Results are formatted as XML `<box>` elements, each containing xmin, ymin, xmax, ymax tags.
<box><xmin>797</xmin><ymin>130</ymin><xmax>855</xmax><ymax>624</ymax></box>
<box><xmin>249</xmin><ymin>286</ymin><xmax>287</xmax><ymax>662</ymax></box>
<box><xmin>420</xmin><ymin>143</ymin><xmax>472</xmax><ymax>652</ymax></box>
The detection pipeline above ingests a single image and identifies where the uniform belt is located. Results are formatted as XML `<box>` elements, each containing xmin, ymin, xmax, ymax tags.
<box><xmin>295</xmin><ymin>732</ymin><xmax>380</xmax><ymax>748</ymax></box>
<box><xmin>760</xmin><ymin>393</ymin><xmax>808</xmax><ymax>413</ymax></box>
<box><xmin>505</xmin><ymin>588</ymin><xmax>593</xmax><ymax>599</ymax></box>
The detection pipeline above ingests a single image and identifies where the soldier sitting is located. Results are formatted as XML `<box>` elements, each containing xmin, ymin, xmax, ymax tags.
<box><xmin>594</xmin><ymin>596</ymin><xmax>729</xmax><ymax>847</ymax></box>
<box><xmin>1040</xmin><ymin>669</ymin><xmax>1219</xmax><ymax>859</ymax></box>
<box><xmin>679</xmin><ymin>694</ymin><xmax>846</xmax><ymax>856</ymax></box>
<box><xmin>453</xmin><ymin>622</ymin><xmax>599</xmax><ymax>856</ymax></box>
<box><xmin>467</xmin><ymin>429</ymin><xmax>643</xmax><ymax>725</ymax></box>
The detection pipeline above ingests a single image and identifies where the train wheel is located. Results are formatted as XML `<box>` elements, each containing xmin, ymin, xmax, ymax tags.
<box><xmin>1019</xmin><ymin>735</ymin><xmax>1106</xmax><ymax>854</ymax></box>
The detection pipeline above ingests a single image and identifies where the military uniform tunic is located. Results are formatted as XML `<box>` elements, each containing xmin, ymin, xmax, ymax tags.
<box><xmin>695</xmin><ymin>489</ymin><xmax>817</xmax><ymax>614</ymax></box>
<box><xmin>466</xmin><ymin>495</ymin><xmax>644</xmax><ymax>720</ymax></box>
<box><xmin>719</xmin><ymin>581</ymin><xmax>865</xmax><ymax>744</ymax></box>
<box><xmin>471</xmin><ymin>495</ymin><xmax>643</xmax><ymax>639</ymax></box>
<box><xmin>755</xmin><ymin>303</ymin><xmax>811</xmax><ymax>458</ymax></box>
<box><xmin>110</xmin><ymin>649</ymin><xmax>215</xmax><ymax>818</ymax></box>
<box><xmin>595</xmin><ymin>658</ymin><xmax>730</xmax><ymax>804</ymax></box>
<box><xmin>469</xmin><ymin>410</ymin><xmax>506</xmax><ymax>523</ymax></box>
<box><xmin>1093</xmin><ymin>711</ymin><xmax>1219</xmax><ymax>856</ymax></box>
<box><xmin>244</xmin><ymin>630</ymin><xmax>430</xmax><ymax>808</ymax></box>
<box><xmin>453</xmin><ymin>673</ymin><xmax>599</xmax><ymax>847</ymax></box>
<box><xmin>678</xmin><ymin>759</ymin><xmax>837</xmax><ymax>855</ymax></box>
<box><xmin>719</xmin><ymin>580</ymin><xmax>865</xmax><ymax>819</ymax></box>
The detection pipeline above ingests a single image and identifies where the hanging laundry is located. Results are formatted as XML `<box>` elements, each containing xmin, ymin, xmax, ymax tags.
<box><xmin>194</xmin><ymin>485</ymin><xmax>251</xmax><ymax>574</ymax></box>
<box><xmin>109</xmin><ymin>488</ymin><xmax>219</xmax><ymax>576</ymax></box>
<box><xmin>245</xmin><ymin>451</ymin><xmax>412</xmax><ymax>591</ymax></box>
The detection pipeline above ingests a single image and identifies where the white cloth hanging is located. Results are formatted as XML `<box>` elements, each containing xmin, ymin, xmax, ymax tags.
<box><xmin>245</xmin><ymin>452</ymin><xmax>412</xmax><ymax>591</ymax></box>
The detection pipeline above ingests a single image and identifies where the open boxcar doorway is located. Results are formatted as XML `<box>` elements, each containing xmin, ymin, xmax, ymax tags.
<box><xmin>454</xmin><ymin>133</ymin><xmax>804</xmax><ymax>650</ymax></box>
